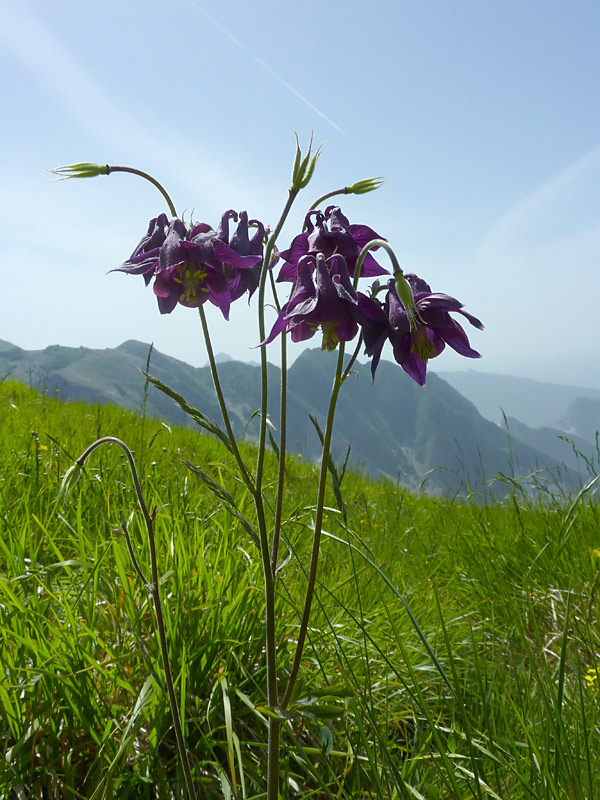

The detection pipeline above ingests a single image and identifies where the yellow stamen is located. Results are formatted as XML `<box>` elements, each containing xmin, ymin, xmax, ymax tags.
<box><xmin>410</xmin><ymin>325</ymin><xmax>436</xmax><ymax>361</ymax></box>
<box><xmin>320</xmin><ymin>322</ymin><xmax>339</xmax><ymax>351</ymax></box>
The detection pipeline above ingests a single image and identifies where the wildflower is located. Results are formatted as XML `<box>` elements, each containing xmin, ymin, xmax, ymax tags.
<box><xmin>277</xmin><ymin>206</ymin><xmax>389</xmax><ymax>283</ymax></box>
<box><xmin>263</xmin><ymin>253</ymin><xmax>360</xmax><ymax>350</ymax></box>
<box><xmin>360</xmin><ymin>273</ymin><xmax>483</xmax><ymax>386</ymax></box>
<box><xmin>116</xmin><ymin>213</ymin><xmax>169</xmax><ymax>285</ymax></box>
<box><xmin>115</xmin><ymin>211</ymin><xmax>264</xmax><ymax>316</ymax></box>
<box><xmin>223</xmin><ymin>210</ymin><xmax>265</xmax><ymax>302</ymax></box>
<box><xmin>584</xmin><ymin>668</ymin><xmax>598</xmax><ymax>689</ymax></box>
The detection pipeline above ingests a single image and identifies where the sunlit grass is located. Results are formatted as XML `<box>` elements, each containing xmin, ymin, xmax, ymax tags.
<box><xmin>0</xmin><ymin>379</ymin><xmax>598</xmax><ymax>798</ymax></box>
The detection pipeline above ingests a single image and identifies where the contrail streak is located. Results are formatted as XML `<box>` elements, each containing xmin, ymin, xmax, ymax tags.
<box><xmin>187</xmin><ymin>0</ymin><xmax>345</xmax><ymax>135</ymax></box>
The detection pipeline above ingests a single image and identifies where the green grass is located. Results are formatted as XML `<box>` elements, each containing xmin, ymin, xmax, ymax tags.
<box><xmin>0</xmin><ymin>379</ymin><xmax>599</xmax><ymax>798</ymax></box>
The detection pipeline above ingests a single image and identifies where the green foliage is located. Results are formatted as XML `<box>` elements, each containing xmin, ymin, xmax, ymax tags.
<box><xmin>0</xmin><ymin>380</ymin><xmax>599</xmax><ymax>798</ymax></box>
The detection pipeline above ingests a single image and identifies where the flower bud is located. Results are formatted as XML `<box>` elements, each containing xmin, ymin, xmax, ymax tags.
<box><xmin>58</xmin><ymin>463</ymin><xmax>83</xmax><ymax>502</ymax></box>
<box><xmin>346</xmin><ymin>177</ymin><xmax>385</xmax><ymax>195</ymax></box>
<box><xmin>48</xmin><ymin>162</ymin><xmax>109</xmax><ymax>180</ymax></box>
<box><xmin>291</xmin><ymin>134</ymin><xmax>323</xmax><ymax>190</ymax></box>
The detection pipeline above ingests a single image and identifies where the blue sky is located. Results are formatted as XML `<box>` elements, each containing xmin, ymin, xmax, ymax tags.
<box><xmin>1</xmin><ymin>0</ymin><xmax>599</xmax><ymax>386</ymax></box>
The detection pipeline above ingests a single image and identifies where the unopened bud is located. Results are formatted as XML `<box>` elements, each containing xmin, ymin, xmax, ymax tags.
<box><xmin>58</xmin><ymin>463</ymin><xmax>83</xmax><ymax>502</ymax></box>
<box><xmin>346</xmin><ymin>177</ymin><xmax>385</xmax><ymax>195</ymax></box>
<box><xmin>48</xmin><ymin>163</ymin><xmax>109</xmax><ymax>180</ymax></box>
<box><xmin>291</xmin><ymin>134</ymin><xmax>323</xmax><ymax>190</ymax></box>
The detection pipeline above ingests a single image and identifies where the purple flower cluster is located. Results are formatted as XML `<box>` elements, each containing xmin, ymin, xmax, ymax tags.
<box><xmin>116</xmin><ymin>210</ymin><xmax>264</xmax><ymax>318</ymax></box>
<box><xmin>118</xmin><ymin>203</ymin><xmax>482</xmax><ymax>385</ymax></box>
<box><xmin>265</xmin><ymin>206</ymin><xmax>483</xmax><ymax>384</ymax></box>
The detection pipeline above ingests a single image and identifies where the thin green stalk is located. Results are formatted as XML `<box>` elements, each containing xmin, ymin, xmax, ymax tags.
<box><xmin>280</xmin><ymin>344</ymin><xmax>346</xmax><ymax>710</ymax></box>
<box><xmin>106</xmin><ymin>165</ymin><xmax>178</xmax><ymax>217</ymax></box>
<box><xmin>199</xmin><ymin>303</ymin><xmax>280</xmax><ymax>790</ymax></box>
<box><xmin>256</xmin><ymin>188</ymin><xmax>298</xmax><ymax>495</ymax></box>
<box><xmin>198</xmin><ymin>306</ymin><xmax>255</xmax><ymax>494</ymax></box>
<box><xmin>254</xmin><ymin>186</ymin><xmax>299</xmax><ymax>800</ymax></box>
<box><xmin>73</xmin><ymin>437</ymin><xmax>197</xmax><ymax>800</ymax></box>
<box><xmin>340</xmin><ymin>334</ymin><xmax>363</xmax><ymax>384</ymax></box>
<box><xmin>309</xmin><ymin>186</ymin><xmax>354</xmax><ymax>210</ymax></box>
<box><xmin>270</xmin><ymin>331</ymin><xmax>287</xmax><ymax>576</ymax></box>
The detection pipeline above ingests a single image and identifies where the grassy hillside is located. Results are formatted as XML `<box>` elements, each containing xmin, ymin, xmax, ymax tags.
<box><xmin>2</xmin><ymin>340</ymin><xmax>585</xmax><ymax>495</ymax></box>
<box><xmin>0</xmin><ymin>380</ymin><xmax>599</xmax><ymax>798</ymax></box>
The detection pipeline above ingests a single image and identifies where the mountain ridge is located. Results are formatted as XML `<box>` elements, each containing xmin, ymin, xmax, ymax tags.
<box><xmin>1</xmin><ymin>338</ymin><xmax>593</xmax><ymax>495</ymax></box>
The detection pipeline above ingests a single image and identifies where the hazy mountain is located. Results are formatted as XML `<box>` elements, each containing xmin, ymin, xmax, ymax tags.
<box><xmin>503</xmin><ymin>417</ymin><xmax>596</xmax><ymax>472</ymax></box>
<box><xmin>0</xmin><ymin>339</ymin><xmax>582</xmax><ymax>495</ymax></box>
<box><xmin>558</xmin><ymin>397</ymin><xmax>600</xmax><ymax>445</ymax></box>
<box><xmin>436</xmin><ymin>369</ymin><xmax>600</xmax><ymax>429</ymax></box>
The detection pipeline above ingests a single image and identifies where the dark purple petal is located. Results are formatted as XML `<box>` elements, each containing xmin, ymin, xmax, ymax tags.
<box><xmin>399</xmin><ymin>353</ymin><xmax>428</xmax><ymax>386</ymax></box>
<box><xmin>213</xmin><ymin>239</ymin><xmax>262</xmax><ymax>270</ymax></box>
<box><xmin>189</xmin><ymin>222</ymin><xmax>214</xmax><ymax>239</ymax></box>
<box><xmin>278</xmin><ymin>233</ymin><xmax>309</xmax><ymax>270</ymax></box>
<box><xmin>405</xmin><ymin>273</ymin><xmax>432</xmax><ymax>294</ymax></box>
<box><xmin>216</xmin><ymin>209</ymin><xmax>237</xmax><ymax>243</ymax></box>
<box><xmin>325</xmin><ymin>206</ymin><xmax>351</xmax><ymax>229</ymax></box>
<box><xmin>276</xmin><ymin>260</ymin><xmax>302</xmax><ymax>282</ymax></box>
<box><xmin>127</xmin><ymin>214</ymin><xmax>169</xmax><ymax>261</ymax></box>
<box><xmin>435</xmin><ymin>319</ymin><xmax>482</xmax><ymax>358</ymax></box>
<box><xmin>289</xmin><ymin>320</ymin><xmax>318</xmax><ymax>343</ymax></box>
<box><xmin>348</xmin><ymin>223</ymin><xmax>384</xmax><ymax>249</ymax></box>
<box><xmin>159</xmin><ymin>219</ymin><xmax>187</xmax><ymax>272</ymax></box>
<box><xmin>357</xmin><ymin>251</ymin><xmax>389</xmax><ymax>278</ymax></box>
<box><xmin>156</xmin><ymin>293</ymin><xmax>179</xmax><ymax>315</ymax></box>
<box><xmin>181</xmin><ymin>239</ymin><xmax>218</xmax><ymax>269</ymax></box>
<box><xmin>208</xmin><ymin>288</ymin><xmax>232</xmax><ymax>320</ymax></box>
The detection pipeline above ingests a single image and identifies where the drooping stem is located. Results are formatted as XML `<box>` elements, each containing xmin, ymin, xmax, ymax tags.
<box><xmin>280</xmin><ymin>344</ymin><xmax>346</xmax><ymax>709</ymax></box>
<box><xmin>73</xmin><ymin>437</ymin><xmax>197</xmax><ymax>800</ymax></box>
<box><xmin>106</xmin><ymin>165</ymin><xmax>178</xmax><ymax>218</ymax></box>
<box><xmin>309</xmin><ymin>186</ymin><xmax>353</xmax><ymax>210</ymax></box>
<box><xmin>354</xmin><ymin>238</ymin><xmax>402</xmax><ymax>282</ymax></box>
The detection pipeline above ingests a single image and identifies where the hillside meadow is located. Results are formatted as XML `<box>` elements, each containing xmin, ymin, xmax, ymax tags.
<box><xmin>0</xmin><ymin>379</ymin><xmax>599</xmax><ymax>799</ymax></box>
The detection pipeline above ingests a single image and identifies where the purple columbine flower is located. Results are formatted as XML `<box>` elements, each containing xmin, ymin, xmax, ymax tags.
<box><xmin>360</xmin><ymin>273</ymin><xmax>483</xmax><ymax>386</ymax></box>
<box><xmin>222</xmin><ymin>210</ymin><xmax>265</xmax><ymax>302</ymax></box>
<box><xmin>277</xmin><ymin>206</ymin><xmax>389</xmax><ymax>283</ymax></box>
<box><xmin>115</xmin><ymin>210</ymin><xmax>264</xmax><ymax>316</ymax></box>
<box><xmin>116</xmin><ymin>213</ymin><xmax>169</xmax><ymax>286</ymax></box>
<box><xmin>263</xmin><ymin>252</ymin><xmax>361</xmax><ymax>350</ymax></box>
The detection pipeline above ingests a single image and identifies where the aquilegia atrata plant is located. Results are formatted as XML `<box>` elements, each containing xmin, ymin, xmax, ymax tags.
<box><xmin>54</xmin><ymin>142</ymin><xmax>482</xmax><ymax>800</ymax></box>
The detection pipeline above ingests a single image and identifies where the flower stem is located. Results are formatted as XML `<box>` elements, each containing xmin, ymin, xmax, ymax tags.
<box><xmin>74</xmin><ymin>437</ymin><xmax>197</xmax><ymax>800</ymax></box>
<box><xmin>309</xmin><ymin>186</ymin><xmax>352</xmax><ymax>210</ymax></box>
<box><xmin>198</xmin><ymin>306</ymin><xmax>255</xmax><ymax>494</ymax></box>
<box><xmin>270</xmin><ymin>331</ymin><xmax>288</xmax><ymax>576</ymax></box>
<box><xmin>106</xmin><ymin>165</ymin><xmax>178</xmax><ymax>218</ymax></box>
<box><xmin>255</xmin><ymin>187</ymin><xmax>299</xmax><ymax>800</ymax></box>
<box><xmin>256</xmin><ymin>188</ymin><xmax>298</xmax><ymax>493</ymax></box>
<box><xmin>280</xmin><ymin>344</ymin><xmax>346</xmax><ymax>710</ymax></box>
<box><xmin>355</xmin><ymin>238</ymin><xmax>401</xmax><ymax>282</ymax></box>
<box><xmin>341</xmin><ymin>334</ymin><xmax>363</xmax><ymax>384</ymax></box>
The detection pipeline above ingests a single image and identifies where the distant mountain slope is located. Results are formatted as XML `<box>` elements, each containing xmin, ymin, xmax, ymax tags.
<box><xmin>558</xmin><ymin>397</ymin><xmax>600</xmax><ymax>444</ymax></box>
<box><xmin>0</xmin><ymin>339</ymin><xmax>581</xmax><ymax>495</ymax></box>
<box><xmin>503</xmin><ymin>417</ymin><xmax>597</xmax><ymax>472</ymax></box>
<box><xmin>436</xmin><ymin>369</ymin><xmax>600</xmax><ymax>429</ymax></box>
